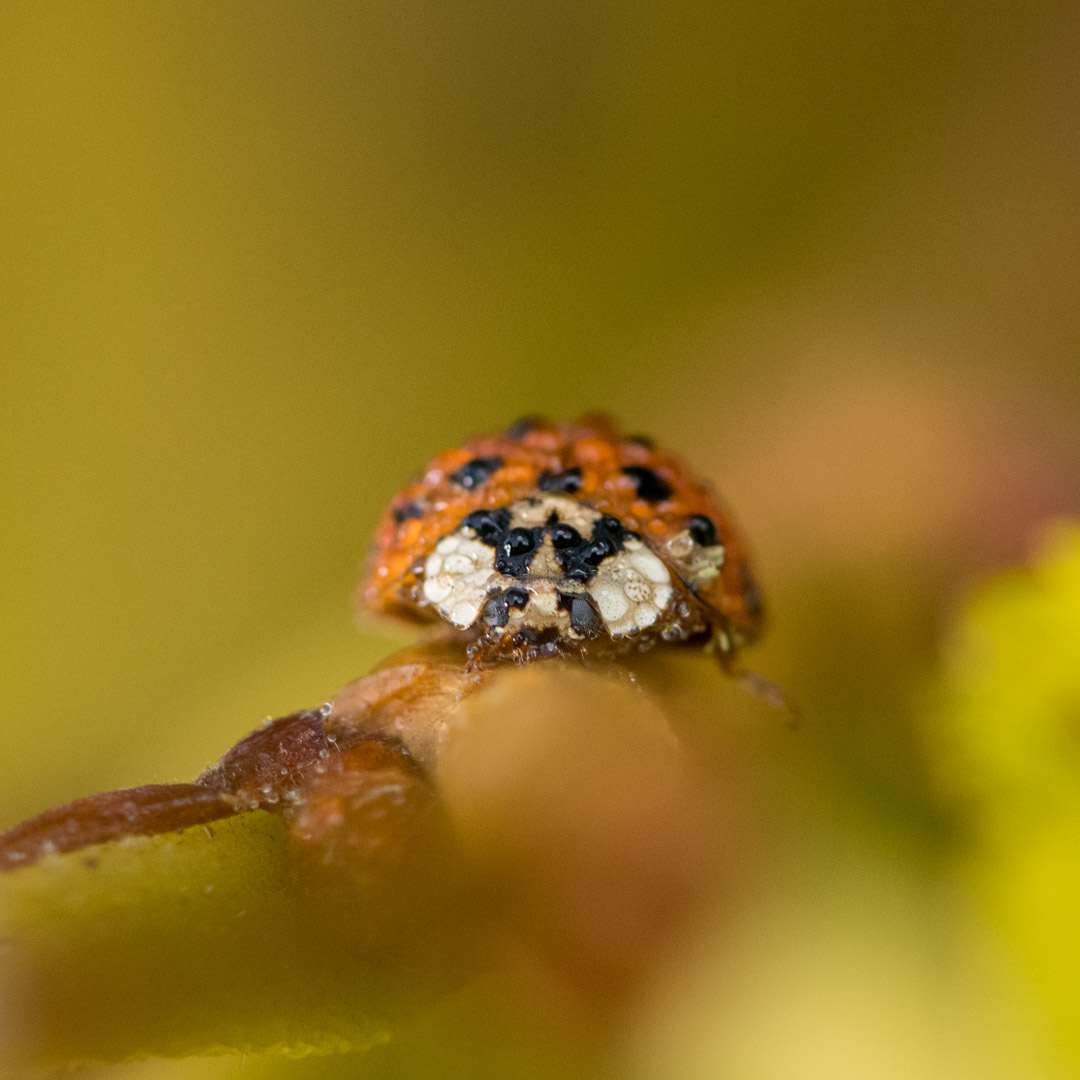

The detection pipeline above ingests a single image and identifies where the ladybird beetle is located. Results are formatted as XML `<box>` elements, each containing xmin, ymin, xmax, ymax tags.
<box><xmin>364</xmin><ymin>415</ymin><xmax>763</xmax><ymax>663</ymax></box>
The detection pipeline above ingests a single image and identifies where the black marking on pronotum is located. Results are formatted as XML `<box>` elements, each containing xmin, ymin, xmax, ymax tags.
<box><xmin>537</xmin><ymin>466</ymin><xmax>583</xmax><ymax>494</ymax></box>
<box><xmin>688</xmin><ymin>514</ymin><xmax>718</xmax><ymax>547</ymax></box>
<box><xmin>393</xmin><ymin>500</ymin><xmax>426</xmax><ymax>525</ymax></box>
<box><xmin>625</xmin><ymin>434</ymin><xmax>655</xmax><ymax>449</ymax></box>
<box><xmin>621</xmin><ymin>465</ymin><xmax>673</xmax><ymax>503</ymax></box>
<box><xmin>558</xmin><ymin>592</ymin><xmax>604</xmax><ymax>638</ymax></box>
<box><xmin>460</xmin><ymin>507</ymin><xmax>511</xmax><ymax>547</ymax></box>
<box><xmin>448</xmin><ymin>456</ymin><xmax>504</xmax><ymax>490</ymax></box>
<box><xmin>495</xmin><ymin>526</ymin><xmax>544</xmax><ymax>578</ymax></box>
<box><xmin>549</xmin><ymin>522</ymin><xmax>582</xmax><ymax>550</ymax></box>
<box><xmin>505</xmin><ymin>415</ymin><xmax>544</xmax><ymax>440</ymax></box>
<box><xmin>555</xmin><ymin>514</ymin><xmax>632</xmax><ymax>583</ymax></box>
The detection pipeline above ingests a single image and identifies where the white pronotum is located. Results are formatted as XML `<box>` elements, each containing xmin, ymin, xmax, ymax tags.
<box><xmin>421</xmin><ymin>494</ymin><xmax>675</xmax><ymax>639</ymax></box>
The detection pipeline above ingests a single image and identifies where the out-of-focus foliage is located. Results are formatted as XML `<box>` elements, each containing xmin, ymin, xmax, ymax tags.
<box><xmin>0</xmin><ymin>811</ymin><xmax>419</xmax><ymax>1068</ymax></box>
<box><xmin>0</xmin><ymin>662</ymin><xmax>718</xmax><ymax>1074</ymax></box>
<box><xmin>932</xmin><ymin>523</ymin><xmax>1080</xmax><ymax>1068</ymax></box>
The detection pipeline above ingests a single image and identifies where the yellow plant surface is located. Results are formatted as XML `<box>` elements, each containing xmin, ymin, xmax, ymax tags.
<box><xmin>932</xmin><ymin>523</ymin><xmax>1080</xmax><ymax>1065</ymax></box>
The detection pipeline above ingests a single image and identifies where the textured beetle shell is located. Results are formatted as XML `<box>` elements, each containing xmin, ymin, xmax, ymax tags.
<box><xmin>362</xmin><ymin>415</ymin><xmax>762</xmax><ymax>659</ymax></box>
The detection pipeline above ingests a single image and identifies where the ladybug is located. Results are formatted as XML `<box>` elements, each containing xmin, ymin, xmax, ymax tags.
<box><xmin>364</xmin><ymin>415</ymin><xmax>763</xmax><ymax>663</ymax></box>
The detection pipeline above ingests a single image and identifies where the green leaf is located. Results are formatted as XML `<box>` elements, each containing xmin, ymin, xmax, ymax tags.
<box><xmin>0</xmin><ymin>809</ymin><xmax>428</xmax><ymax>1069</ymax></box>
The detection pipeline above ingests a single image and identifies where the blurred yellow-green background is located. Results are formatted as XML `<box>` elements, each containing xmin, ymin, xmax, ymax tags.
<box><xmin>2</xmin><ymin>2</ymin><xmax>1080</xmax><ymax>1077</ymax></box>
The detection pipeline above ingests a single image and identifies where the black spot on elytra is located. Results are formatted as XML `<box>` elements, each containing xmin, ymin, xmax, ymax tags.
<box><xmin>538</xmin><ymin>467</ymin><xmax>583</xmax><ymax>494</ymax></box>
<box><xmin>555</xmin><ymin>514</ymin><xmax>633</xmax><ymax>583</ymax></box>
<box><xmin>505</xmin><ymin>415</ymin><xmax>544</xmax><ymax>439</ymax></box>
<box><xmin>393</xmin><ymin>500</ymin><xmax>425</xmax><ymax>525</ymax></box>
<box><xmin>688</xmin><ymin>514</ymin><xmax>718</xmax><ymax>547</ymax></box>
<box><xmin>495</xmin><ymin>527</ymin><xmax>544</xmax><ymax>578</ymax></box>
<box><xmin>558</xmin><ymin>592</ymin><xmax>604</xmax><ymax>638</ymax></box>
<box><xmin>461</xmin><ymin>507</ymin><xmax>511</xmax><ymax>547</ymax></box>
<box><xmin>449</xmin><ymin>456</ymin><xmax>504</xmax><ymax>490</ymax></box>
<box><xmin>621</xmin><ymin>465</ymin><xmax>672</xmax><ymax>503</ymax></box>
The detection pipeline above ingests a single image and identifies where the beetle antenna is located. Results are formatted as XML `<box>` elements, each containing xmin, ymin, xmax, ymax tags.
<box><xmin>735</xmin><ymin>668</ymin><xmax>799</xmax><ymax>727</ymax></box>
<box><xmin>710</xmin><ymin>642</ymin><xmax>799</xmax><ymax>727</ymax></box>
